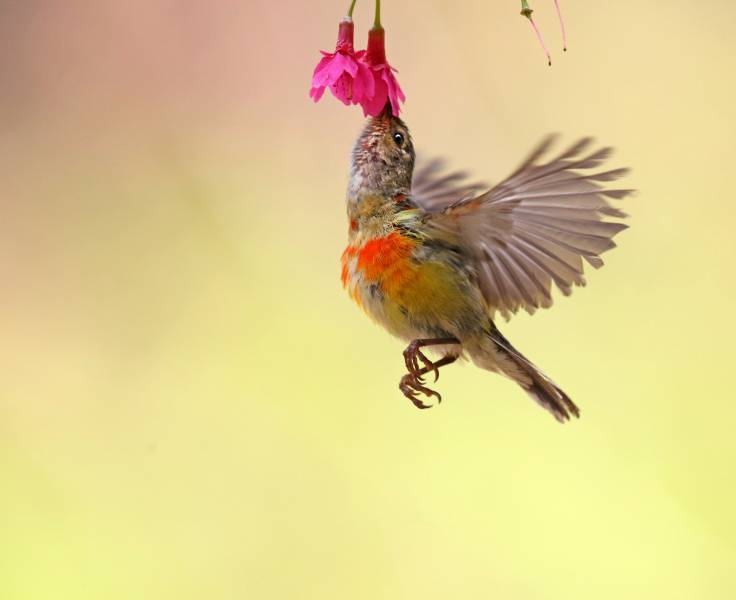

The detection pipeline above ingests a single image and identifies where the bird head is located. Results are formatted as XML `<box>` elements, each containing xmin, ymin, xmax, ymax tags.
<box><xmin>349</xmin><ymin>105</ymin><xmax>415</xmax><ymax>198</ymax></box>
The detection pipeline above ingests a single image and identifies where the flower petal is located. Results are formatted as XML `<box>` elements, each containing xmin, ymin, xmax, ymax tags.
<box><xmin>360</xmin><ymin>74</ymin><xmax>388</xmax><ymax>117</ymax></box>
<box><xmin>350</xmin><ymin>62</ymin><xmax>375</xmax><ymax>105</ymax></box>
<box><xmin>328</xmin><ymin>52</ymin><xmax>358</xmax><ymax>79</ymax></box>
<box><xmin>309</xmin><ymin>84</ymin><xmax>326</xmax><ymax>102</ymax></box>
<box><xmin>311</xmin><ymin>54</ymin><xmax>335</xmax><ymax>88</ymax></box>
<box><xmin>383</xmin><ymin>67</ymin><xmax>405</xmax><ymax>115</ymax></box>
<box><xmin>330</xmin><ymin>72</ymin><xmax>354</xmax><ymax>105</ymax></box>
<box><xmin>358</xmin><ymin>63</ymin><xmax>404</xmax><ymax>116</ymax></box>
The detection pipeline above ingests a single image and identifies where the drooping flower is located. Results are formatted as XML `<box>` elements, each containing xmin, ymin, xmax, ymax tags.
<box><xmin>359</xmin><ymin>26</ymin><xmax>405</xmax><ymax>117</ymax></box>
<box><xmin>310</xmin><ymin>17</ymin><xmax>375</xmax><ymax>107</ymax></box>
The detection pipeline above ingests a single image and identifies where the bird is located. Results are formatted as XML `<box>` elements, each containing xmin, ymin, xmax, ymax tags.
<box><xmin>340</xmin><ymin>107</ymin><xmax>632</xmax><ymax>422</ymax></box>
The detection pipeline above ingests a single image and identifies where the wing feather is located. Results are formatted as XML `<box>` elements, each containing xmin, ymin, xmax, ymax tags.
<box><xmin>412</xmin><ymin>156</ymin><xmax>487</xmax><ymax>211</ymax></box>
<box><xmin>417</xmin><ymin>137</ymin><xmax>633</xmax><ymax>318</ymax></box>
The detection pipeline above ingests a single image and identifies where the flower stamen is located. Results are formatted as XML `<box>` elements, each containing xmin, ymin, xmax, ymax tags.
<box><xmin>553</xmin><ymin>0</ymin><xmax>567</xmax><ymax>51</ymax></box>
<box><xmin>521</xmin><ymin>1</ymin><xmax>551</xmax><ymax>66</ymax></box>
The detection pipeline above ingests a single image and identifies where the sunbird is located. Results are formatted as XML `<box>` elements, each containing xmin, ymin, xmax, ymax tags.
<box><xmin>341</xmin><ymin>108</ymin><xmax>632</xmax><ymax>422</ymax></box>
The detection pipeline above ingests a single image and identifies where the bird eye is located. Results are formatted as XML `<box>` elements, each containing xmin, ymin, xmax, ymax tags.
<box><xmin>392</xmin><ymin>131</ymin><xmax>404</xmax><ymax>147</ymax></box>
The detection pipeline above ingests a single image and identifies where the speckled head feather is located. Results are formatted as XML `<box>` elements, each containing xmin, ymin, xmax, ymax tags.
<box><xmin>349</xmin><ymin>105</ymin><xmax>415</xmax><ymax>200</ymax></box>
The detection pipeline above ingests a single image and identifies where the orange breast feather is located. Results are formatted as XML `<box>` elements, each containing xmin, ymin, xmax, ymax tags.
<box><xmin>342</xmin><ymin>232</ymin><xmax>472</xmax><ymax>324</ymax></box>
<box><xmin>342</xmin><ymin>232</ymin><xmax>418</xmax><ymax>296</ymax></box>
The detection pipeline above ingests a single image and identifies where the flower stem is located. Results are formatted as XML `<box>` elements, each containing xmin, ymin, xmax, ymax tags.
<box><xmin>373</xmin><ymin>0</ymin><xmax>381</xmax><ymax>29</ymax></box>
<box><xmin>347</xmin><ymin>0</ymin><xmax>357</xmax><ymax>18</ymax></box>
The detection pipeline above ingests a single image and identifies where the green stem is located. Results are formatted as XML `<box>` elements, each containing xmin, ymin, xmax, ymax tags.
<box><xmin>347</xmin><ymin>0</ymin><xmax>357</xmax><ymax>18</ymax></box>
<box><xmin>373</xmin><ymin>0</ymin><xmax>381</xmax><ymax>29</ymax></box>
<box><xmin>520</xmin><ymin>0</ymin><xmax>532</xmax><ymax>19</ymax></box>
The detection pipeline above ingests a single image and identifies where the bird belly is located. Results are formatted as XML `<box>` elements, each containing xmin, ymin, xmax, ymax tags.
<box><xmin>341</xmin><ymin>233</ymin><xmax>485</xmax><ymax>342</ymax></box>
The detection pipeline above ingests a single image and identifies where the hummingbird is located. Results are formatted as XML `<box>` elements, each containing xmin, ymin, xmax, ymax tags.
<box><xmin>340</xmin><ymin>108</ymin><xmax>632</xmax><ymax>422</ymax></box>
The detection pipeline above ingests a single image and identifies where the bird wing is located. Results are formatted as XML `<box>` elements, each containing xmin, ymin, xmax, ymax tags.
<box><xmin>420</xmin><ymin>136</ymin><xmax>633</xmax><ymax>320</ymax></box>
<box><xmin>411</xmin><ymin>156</ymin><xmax>487</xmax><ymax>211</ymax></box>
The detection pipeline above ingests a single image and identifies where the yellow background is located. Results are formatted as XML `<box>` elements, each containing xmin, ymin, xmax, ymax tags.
<box><xmin>2</xmin><ymin>1</ymin><xmax>735</xmax><ymax>598</ymax></box>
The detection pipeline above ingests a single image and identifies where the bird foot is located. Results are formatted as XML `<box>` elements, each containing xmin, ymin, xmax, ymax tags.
<box><xmin>403</xmin><ymin>340</ymin><xmax>439</xmax><ymax>383</ymax></box>
<box><xmin>399</xmin><ymin>373</ymin><xmax>442</xmax><ymax>409</ymax></box>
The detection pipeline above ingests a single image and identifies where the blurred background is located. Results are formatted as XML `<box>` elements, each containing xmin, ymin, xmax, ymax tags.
<box><xmin>2</xmin><ymin>1</ymin><xmax>735</xmax><ymax>598</ymax></box>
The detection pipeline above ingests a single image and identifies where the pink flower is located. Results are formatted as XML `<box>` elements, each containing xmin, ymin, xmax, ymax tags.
<box><xmin>359</xmin><ymin>27</ymin><xmax>405</xmax><ymax>117</ymax></box>
<box><xmin>310</xmin><ymin>18</ymin><xmax>375</xmax><ymax>106</ymax></box>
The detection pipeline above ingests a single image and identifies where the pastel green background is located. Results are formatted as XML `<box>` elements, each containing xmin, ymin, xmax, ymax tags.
<box><xmin>2</xmin><ymin>1</ymin><xmax>735</xmax><ymax>598</ymax></box>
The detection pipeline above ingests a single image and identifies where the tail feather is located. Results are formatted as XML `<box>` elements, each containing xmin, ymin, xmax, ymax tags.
<box><xmin>488</xmin><ymin>323</ymin><xmax>580</xmax><ymax>423</ymax></box>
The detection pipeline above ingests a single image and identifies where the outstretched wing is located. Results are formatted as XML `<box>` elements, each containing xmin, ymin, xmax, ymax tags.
<box><xmin>412</xmin><ymin>157</ymin><xmax>487</xmax><ymax>211</ymax></box>
<box><xmin>424</xmin><ymin>136</ymin><xmax>633</xmax><ymax>320</ymax></box>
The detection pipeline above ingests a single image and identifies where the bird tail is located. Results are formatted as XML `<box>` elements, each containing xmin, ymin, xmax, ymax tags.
<box><xmin>487</xmin><ymin>323</ymin><xmax>580</xmax><ymax>423</ymax></box>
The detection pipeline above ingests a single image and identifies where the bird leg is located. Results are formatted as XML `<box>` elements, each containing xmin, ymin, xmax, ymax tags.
<box><xmin>400</xmin><ymin>337</ymin><xmax>460</xmax><ymax>410</ymax></box>
<box><xmin>403</xmin><ymin>337</ymin><xmax>460</xmax><ymax>383</ymax></box>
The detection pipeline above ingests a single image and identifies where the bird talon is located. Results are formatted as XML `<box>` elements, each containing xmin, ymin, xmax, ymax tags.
<box><xmin>399</xmin><ymin>339</ymin><xmax>459</xmax><ymax>409</ymax></box>
<box><xmin>403</xmin><ymin>341</ymin><xmax>440</xmax><ymax>382</ymax></box>
<box><xmin>400</xmin><ymin>373</ymin><xmax>441</xmax><ymax>409</ymax></box>
<box><xmin>417</xmin><ymin>350</ymin><xmax>439</xmax><ymax>383</ymax></box>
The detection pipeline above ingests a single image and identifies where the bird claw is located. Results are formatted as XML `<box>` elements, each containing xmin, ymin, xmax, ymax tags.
<box><xmin>399</xmin><ymin>339</ymin><xmax>459</xmax><ymax>409</ymax></box>
<box><xmin>399</xmin><ymin>373</ymin><xmax>442</xmax><ymax>409</ymax></box>
<box><xmin>403</xmin><ymin>341</ymin><xmax>440</xmax><ymax>383</ymax></box>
